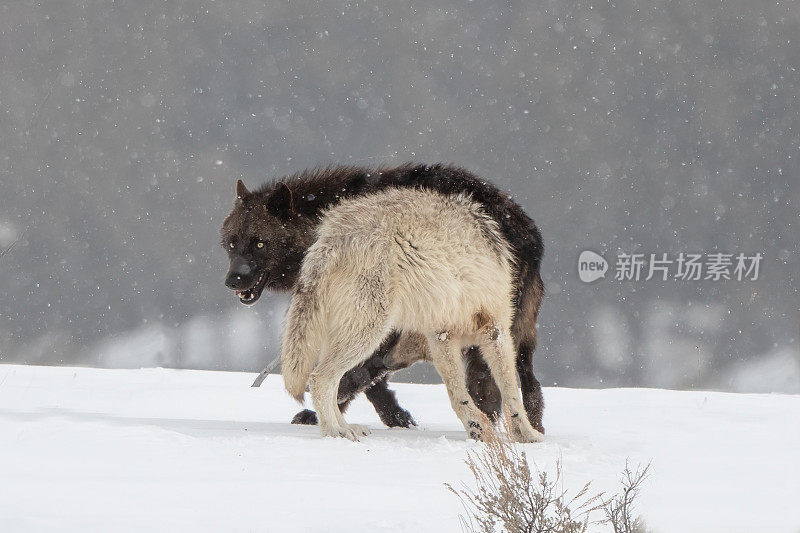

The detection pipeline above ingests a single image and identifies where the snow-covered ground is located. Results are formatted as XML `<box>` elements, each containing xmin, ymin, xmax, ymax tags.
<box><xmin>0</xmin><ymin>365</ymin><xmax>797</xmax><ymax>532</ymax></box>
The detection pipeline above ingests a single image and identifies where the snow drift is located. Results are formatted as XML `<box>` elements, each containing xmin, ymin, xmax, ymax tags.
<box><xmin>0</xmin><ymin>365</ymin><xmax>797</xmax><ymax>532</ymax></box>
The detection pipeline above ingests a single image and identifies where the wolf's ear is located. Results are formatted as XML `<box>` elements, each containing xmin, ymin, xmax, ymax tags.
<box><xmin>266</xmin><ymin>182</ymin><xmax>294</xmax><ymax>216</ymax></box>
<box><xmin>236</xmin><ymin>179</ymin><xmax>250</xmax><ymax>202</ymax></box>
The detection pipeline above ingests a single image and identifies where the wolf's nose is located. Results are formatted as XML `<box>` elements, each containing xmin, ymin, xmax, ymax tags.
<box><xmin>225</xmin><ymin>273</ymin><xmax>249</xmax><ymax>289</ymax></box>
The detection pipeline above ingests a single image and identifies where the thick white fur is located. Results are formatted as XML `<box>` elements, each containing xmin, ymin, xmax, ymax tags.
<box><xmin>281</xmin><ymin>188</ymin><xmax>543</xmax><ymax>443</ymax></box>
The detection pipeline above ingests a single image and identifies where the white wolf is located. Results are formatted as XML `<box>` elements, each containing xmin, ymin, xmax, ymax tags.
<box><xmin>281</xmin><ymin>187</ymin><xmax>543</xmax><ymax>443</ymax></box>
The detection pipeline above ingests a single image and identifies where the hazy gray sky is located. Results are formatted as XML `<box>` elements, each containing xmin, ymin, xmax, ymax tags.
<box><xmin>1</xmin><ymin>1</ymin><xmax>797</xmax><ymax>392</ymax></box>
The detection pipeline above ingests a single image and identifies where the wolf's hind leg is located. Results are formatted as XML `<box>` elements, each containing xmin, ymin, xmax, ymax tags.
<box><xmin>309</xmin><ymin>323</ymin><xmax>390</xmax><ymax>441</ymax></box>
<box><xmin>516</xmin><ymin>341</ymin><xmax>545</xmax><ymax>434</ymax></box>
<box><xmin>426</xmin><ymin>332</ymin><xmax>489</xmax><ymax>440</ymax></box>
<box><xmin>478</xmin><ymin>325</ymin><xmax>544</xmax><ymax>443</ymax></box>
<box><xmin>513</xmin><ymin>272</ymin><xmax>546</xmax><ymax>434</ymax></box>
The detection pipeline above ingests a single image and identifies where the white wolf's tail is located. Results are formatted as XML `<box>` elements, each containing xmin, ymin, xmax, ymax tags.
<box><xmin>281</xmin><ymin>280</ymin><xmax>326</xmax><ymax>402</ymax></box>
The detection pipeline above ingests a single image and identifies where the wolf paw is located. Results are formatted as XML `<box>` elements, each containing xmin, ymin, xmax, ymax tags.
<box><xmin>291</xmin><ymin>409</ymin><xmax>318</xmax><ymax>425</ymax></box>
<box><xmin>381</xmin><ymin>408</ymin><xmax>417</xmax><ymax>428</ymax></box>
<box><xmin>511</xmin><ymin>423</ymin><xmax>545</xmax><ymax>443</ymax></box>
<box><xmin>321</xmin><ymin>423</ymin><xmax>371</xmax><ymax>442</ymax></box>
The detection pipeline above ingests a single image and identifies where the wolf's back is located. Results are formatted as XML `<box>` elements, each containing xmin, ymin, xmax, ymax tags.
<box><xmin>317</xmin><ymin>187</ymin><xmax>516</xmax><ymax>332</ymax></box>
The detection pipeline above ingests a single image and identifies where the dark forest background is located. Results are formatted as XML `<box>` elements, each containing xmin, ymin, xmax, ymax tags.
<box><xmin>1</xmin><ymin>1</ymin><xmax>798</xmax><ymax>392</ymax></box>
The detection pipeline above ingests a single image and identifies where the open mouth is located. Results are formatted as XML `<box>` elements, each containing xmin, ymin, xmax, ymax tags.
<box><xmin>234</xmin><ymin>271</ymin><xmax>266</xmax><ymax>305</ymax></box>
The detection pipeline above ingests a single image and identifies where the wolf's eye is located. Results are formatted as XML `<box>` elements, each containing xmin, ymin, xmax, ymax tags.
<box><xmin>256</xmin><ymin>241</ymin><xmax>265</xmax><ymax>249</ymax></box>
<box><xmin>229</xmin><ymin>242</ymin><xmax>235</xmax><ymax>249</ymax></box>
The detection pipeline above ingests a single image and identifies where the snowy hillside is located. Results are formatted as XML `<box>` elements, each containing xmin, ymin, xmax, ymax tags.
<box><xmin>0</xmin><ymin>365</ymin><xmax>798</xmax><ymax>532</ymax></box>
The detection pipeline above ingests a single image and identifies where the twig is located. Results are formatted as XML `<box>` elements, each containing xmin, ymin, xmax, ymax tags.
<box><xmin>251</xmin><ymin>355</ymin><xmax>281</xmax><ymax>387</ymax></box>
<box><xmin>0</xmin><ymin>235</ymin><xmax>22</xmax><ymax>261</ymax></box>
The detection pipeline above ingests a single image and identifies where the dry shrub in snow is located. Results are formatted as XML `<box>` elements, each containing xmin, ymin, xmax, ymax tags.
<box><xmin>603</xmin><ymin>462</ymin><xmax>651</xmax><ymax>533</ymax></box>
<box><xmin>447</xmin><ymin>418</ymin><xmax>650</xmax><ymax>533</ymax></box>
<box><xmin>446</xmin><ymin>417</ymin><xmax>605</xmax><ymax>533</ymax></box>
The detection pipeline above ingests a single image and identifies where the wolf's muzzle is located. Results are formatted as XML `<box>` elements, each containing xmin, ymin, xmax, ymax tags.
<box><xmin>225</xmin><ymin>258</ymin><xmax>254</xmax><ymax>289</ymax></box>
<box><xmin>225</xmin><ymin>273</ymin><xmax>251</xmax><ymax>290</ymax></box>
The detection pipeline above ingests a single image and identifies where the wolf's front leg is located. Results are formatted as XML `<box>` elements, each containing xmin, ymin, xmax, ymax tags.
<box><xmin>365</xmin><ymin>377</ymin><xmax>416</xmax><ymax>428</ymax></box>
<box><xmin>465</xmin><ymin>347</ymin><xmax>502</xmax><ymax>420</ymax></box>
<box><xmin>360</xmin><ymin>332</ymin><xmax>416</xmax><ymax>427</ymax></box>
<box><xmin>293</xmin><ymin>330</ymin><xmax>417</xmax><ymax>428</ymax></box>
<box><xmin>291</xmin><ymin>359</ymin><xmax>405</xmax><ymax>429</ymax></box>
<box><xmin>292</xmin><ymin>376</ymin><xmax>416</xmax><ymax>428</ymax></box>
<box><xmin>309</xmin><ymin>358</ymin><xmax>371</xmax><ymax>441</ymax></box>
<box><xmin>290</xmin><ymin>373</ymin><xmax>367</xmax><ymax>426</ymax></box>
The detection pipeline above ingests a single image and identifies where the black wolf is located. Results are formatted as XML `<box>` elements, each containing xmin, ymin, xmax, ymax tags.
<box><xmin>220</xmin><ymin>164</ymin><xmax>545</xmax><ymax>433</ymax></box>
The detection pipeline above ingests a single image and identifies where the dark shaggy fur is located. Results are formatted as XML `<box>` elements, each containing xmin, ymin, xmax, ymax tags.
<box><xmin>220</xmin><ymin>163</ymin><xmax>545</xmax><ymax>433</ymax></box>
